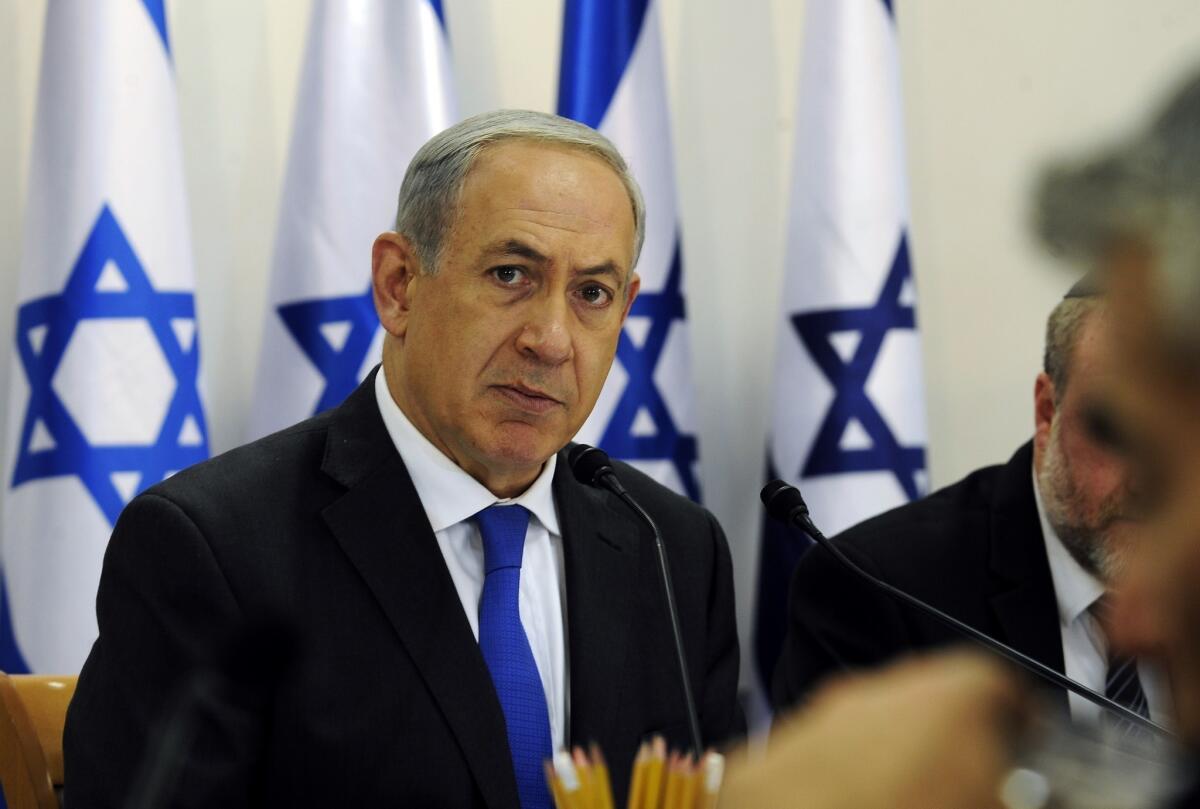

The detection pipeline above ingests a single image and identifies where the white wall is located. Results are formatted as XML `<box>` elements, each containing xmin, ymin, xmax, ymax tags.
<box><xmin>2</xmin><ymin>0</ymin><xmax>1200</xmax><ymax>691</ymax></box>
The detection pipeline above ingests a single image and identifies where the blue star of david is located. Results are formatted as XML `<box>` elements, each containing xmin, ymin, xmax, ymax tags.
<box><xmin>278</xmin><ymin>286</ymin><xmax>378</xmax><ymax>415</ymax></box>
<box><xmin>11</xmin><ymin>204</ymin><xmax>209</xmax><ymax>526</ymax></box>
<box><xmin>600</xmin><ymin>241</ymin><xmax>701</xmax><ymax>501</ymax></box>
<box><xmin>792</xmin><ymin>233</ymin><xmax>926</xmax><ymax>501</ymax></box>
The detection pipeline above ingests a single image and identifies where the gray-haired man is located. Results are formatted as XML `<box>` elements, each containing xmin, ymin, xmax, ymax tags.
<box><xmin>65</xmin><ymin>110</ymin><xmax>741</xmax><ymax>809</ymax></box>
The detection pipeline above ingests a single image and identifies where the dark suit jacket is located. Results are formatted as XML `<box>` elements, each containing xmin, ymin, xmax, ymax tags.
<box><xmin>771</xmin><ymin>442</ymin><xmax>1067</xmax><ymax>713</ymax></box>
<box><xmin>64</xmin><ymin>370</ymin><xmax>741</xmax><ymax>809</ymax></box>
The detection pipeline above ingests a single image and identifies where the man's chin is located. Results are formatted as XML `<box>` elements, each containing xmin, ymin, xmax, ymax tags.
<box><xmin>475</xmin><ymin>422</ymin><xmax>568</xmax><ymax>473</ymax></box>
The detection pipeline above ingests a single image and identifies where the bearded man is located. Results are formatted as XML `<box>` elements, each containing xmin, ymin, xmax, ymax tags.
<box><xmin>773</xmin><ymin>280</ymin><xmax>1169</xmax><ymax>726</ymax></box>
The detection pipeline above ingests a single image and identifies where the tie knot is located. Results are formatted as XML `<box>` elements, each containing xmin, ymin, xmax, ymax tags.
<box><xmin>475</xmin><ymin>504</ymin><xmax>531</xmax><ymax>573</ymax></box>
<box><xmin>1090</xmin><ymin>593</ymin><xmax>1116</xmax><ymax>635</ymax></box>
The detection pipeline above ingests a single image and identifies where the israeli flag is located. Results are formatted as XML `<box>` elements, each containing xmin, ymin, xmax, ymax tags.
<box><xmin>1</xmin><ymin>0</ymin><xmax>208</xmax><ymax>674</ymax></box>
<box><xmin>558</xmin><ymin>0</ymin><xmax>701</xmax><ymax>501</ymax></box>
<box><xmin>248</xmin><ymin>0</ymin><xmax>457</xmax><ymax>437</ymax></box>
<box><xmin>754</xmin><ymin>0</ymin><xmax>929</xmax><ymax>691</ymax></box>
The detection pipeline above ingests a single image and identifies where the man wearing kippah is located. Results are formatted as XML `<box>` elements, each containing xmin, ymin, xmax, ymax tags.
<box><xmin>773</xmin><ymin>277</ymin><xmax>1170</xmax><ymax>734</ymax></box>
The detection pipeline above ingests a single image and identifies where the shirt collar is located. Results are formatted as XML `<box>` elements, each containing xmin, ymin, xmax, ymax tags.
<box><xmin>1032</xmin><ymin>465</ymin><xmax>1105</xmax><ymax>625</ymax></box>
<box><xmin>373</xmin><ymin>367</ymin><xmax>560</xmax><ymax>536</ymax></box>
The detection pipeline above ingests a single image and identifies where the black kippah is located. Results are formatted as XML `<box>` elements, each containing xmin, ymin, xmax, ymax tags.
<box><xmin>1064</xmin><ymin>272</ymin><xmax>1103</xmax><ymax>299</ymax></box>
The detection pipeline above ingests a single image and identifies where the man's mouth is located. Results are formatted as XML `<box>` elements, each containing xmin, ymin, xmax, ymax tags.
<box><xmin>492</xmin><ymin>383</ymin><xmax>564</xmax><ymax>414</ymax></box>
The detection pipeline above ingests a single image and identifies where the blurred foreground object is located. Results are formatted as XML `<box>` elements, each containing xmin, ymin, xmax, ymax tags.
<box><xmin>722</xmin><ymin>654</ymin><xmax>1028</xmax><ymax>809</ymax></box>
<box><xmin>1036</xmin><ymin>67</ymin><xmax>1200</xmax><ymax>750</ymax></box>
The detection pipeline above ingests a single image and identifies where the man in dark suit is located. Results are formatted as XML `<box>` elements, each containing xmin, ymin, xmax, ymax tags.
<box><xmin>772</xmin><ymin>281</ymin><xmax>1167</xmax><ymax>726</ymax></box>
<box><xmin>64</xmin><ymin>110</ymin><xmax>741</xmax><ymax>809</ymax></box>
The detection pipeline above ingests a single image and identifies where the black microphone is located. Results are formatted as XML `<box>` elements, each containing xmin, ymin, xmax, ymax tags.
<box><xmin>761</xmin><ymin>479</ymin><xmax>1171</xmax><ymax>738</ymax></box>
<box><xmin>568</xmin><ymin>444</ymin><xmax>704</xmax><ymax>755</ymax></box>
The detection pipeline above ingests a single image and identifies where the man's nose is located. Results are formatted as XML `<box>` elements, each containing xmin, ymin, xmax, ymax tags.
<box><xmin>515</xmin><ymin>297</ymin><xmax>573</xmax><ymax>365</ymax></box>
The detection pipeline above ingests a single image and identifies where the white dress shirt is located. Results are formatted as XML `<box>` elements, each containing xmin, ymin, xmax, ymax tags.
<box><xmin>1032</xmin><ymin>469</ymin><xmax>1171</xmax><ymax>725</ymax></box>
<box><xmin>374</xmin><ymin>368</ymin><xmax>569</xmax><ymax>748</ymax></box>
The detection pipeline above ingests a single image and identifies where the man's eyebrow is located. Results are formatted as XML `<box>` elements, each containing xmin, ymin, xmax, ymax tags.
<box><xmin>485</xmin><ymin>239</ymin><xmax>548</xmax><ymax>263</ymax></box>
<box><xmin>484</xmin><ymin>242</ymin><xmax>629</xmax><ymax>286</ymax></box>
<box><xmin>576</xmin><ymin>261</ymin><xmax>622</xmax><ymax>281</ymax></box>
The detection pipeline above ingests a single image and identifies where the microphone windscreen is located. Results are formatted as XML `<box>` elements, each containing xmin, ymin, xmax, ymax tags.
<box><xmin>568</xmin><ymin>444</ymin><xmax>613</xmax><ymax>487</ymax></box>
<box><xmin>760</xmin><ymin>480</ymin><xmax>808</xmax><ymax>524</ymax></box>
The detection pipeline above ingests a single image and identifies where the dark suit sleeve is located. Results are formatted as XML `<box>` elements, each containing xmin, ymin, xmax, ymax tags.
<box><xmin>770</xmin><ymin>539</ymin><xmax>914</xmax><ymax>712</ymax></box>
<box><xmin>64</xmin><ymin>492</ymin><xmax>262</xmax><ymax>809</ymax></box>
<box><xmin>699</xmin><ymin>511</ymin><xmax>746</xmax><ymax>744</ymax></box>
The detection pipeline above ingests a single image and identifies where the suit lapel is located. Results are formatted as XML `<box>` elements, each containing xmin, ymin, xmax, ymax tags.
<box><xmin>554</xmin><ymin>452</ymin><xmax>642</xmax><ymax>748</ymax></box>
<box><xmin>319</xmin><ymin>371</ymin><xmax>520</xmax><ymax>809</ymax></box>
<box><xmin>986</xmin><ymin>442</ymin><xmax>1068</xmax><ymax>711</ymax></box>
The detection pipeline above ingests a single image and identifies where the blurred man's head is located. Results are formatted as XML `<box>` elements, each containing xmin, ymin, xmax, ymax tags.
<box><xmin>1033</xmin><ymin>288</ymin><xmax>1137</xmax><ymax>582</ymax></box>
<box><xmin>1036</xmin><ymin>69</ymin><xmax>1200</xmax><ymax>742</ymax></box>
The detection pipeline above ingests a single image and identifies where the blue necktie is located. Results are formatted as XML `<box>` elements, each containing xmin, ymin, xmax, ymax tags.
<box><xmin>476</xmin><ymin>505</ymin><xmax>553</xmax><ymax>809</ymax></box>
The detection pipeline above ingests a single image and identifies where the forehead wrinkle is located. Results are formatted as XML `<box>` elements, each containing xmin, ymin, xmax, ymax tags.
<box><xmin>498</xmin><ymin>205</ymin><xmax>617</xmax><ymax>231</ymax></box>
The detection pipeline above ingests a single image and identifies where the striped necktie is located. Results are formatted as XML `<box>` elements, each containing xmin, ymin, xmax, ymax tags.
<box><xmin>475</xmin><ymin>504</ymin><xmax>553</xmax><ymax>809</ymax></box>
<box><xmin>1092</xmin><ymin>596</ymin><xmax>1151</xmax><ymax>736</ymax></box>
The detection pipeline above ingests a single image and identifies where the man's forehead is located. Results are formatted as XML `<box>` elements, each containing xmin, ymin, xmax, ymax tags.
<box><xmin>456</xmin><ymin>143</ymin><xmax>637</xmax><ymax>267</ymax></box>
<box><xmin>468</xmin><ymin>139</ymin><xmax>623</xmax><ymax>190</ymax></box>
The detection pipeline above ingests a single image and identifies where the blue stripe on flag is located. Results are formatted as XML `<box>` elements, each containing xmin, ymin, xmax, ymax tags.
<box><xmin>0</xmin><ymin>576</ymin><xmax>31</xmax><ymax>674</ymax></box>
<box><xmin>428</xmin><ymin>0</ymin><xmax>447</xmax><ymax>28</ymax></box>
<box><xmin>141</xmin><ymin>0</ymin><xmax>170</xmax><ymax>55</ymax></box>
<box><xmin>557</xmin><ymin>0</ymin><xmax>650</xmax><ymax>127</ymax></box>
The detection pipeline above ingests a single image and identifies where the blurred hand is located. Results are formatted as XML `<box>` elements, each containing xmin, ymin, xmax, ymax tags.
<box><xmin>719</xmin><ymin>652</ymin><xmax>1030</xmax><ymax>809</ymax></box>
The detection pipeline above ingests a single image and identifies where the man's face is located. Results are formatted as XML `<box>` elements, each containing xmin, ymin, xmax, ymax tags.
<box><xmin>373</xmin><ymin>140</ymin><xmax>639</xmax><ymax>495</ymax></box>
<box><xmin>1034</xmin><ymin>308</ymin><xmax>1140</xmax><ymax>581</ymax></box>
<box><xmin>1096</xmin><ymin>247</ymin><xmax>1200</xmax><ymax>742</ymax></box>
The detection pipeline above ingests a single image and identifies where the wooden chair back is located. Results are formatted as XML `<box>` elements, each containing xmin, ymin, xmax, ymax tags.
<box><xmin>0</xmin><ymin>674</ymin><xmax>76</xmax><ymax>809</ymax></box>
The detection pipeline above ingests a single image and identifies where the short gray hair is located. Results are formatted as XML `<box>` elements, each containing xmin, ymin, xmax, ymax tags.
<box><xmin>394</xmin><ymin>109</ymin><xmax>646</xmax><ymax>273</ymax></box>
<box><xmin>1035</xmin><ymin>69</ymin><xmax>1200</xmax><ymax>370</ymax></box>
<box><xmin>1043</xmin><ymin>296</ymin><xmax>1098</xmax><ymax>399</ymax></box>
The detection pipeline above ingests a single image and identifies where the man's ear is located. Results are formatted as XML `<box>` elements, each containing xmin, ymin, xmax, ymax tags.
<box><xmin>620</xmin><ymin>273</ymin><xmax>641</xmax><ymax>323</ymax></box>
<box><xmin>372</xmin><ymin>232</ymin><xmax>423</xmax><ymax>338</ymax></box>
<box><xmin>1034</xmin><ymin>372</ymin><xmax>1058</xmax><ymax>455</ymax></box>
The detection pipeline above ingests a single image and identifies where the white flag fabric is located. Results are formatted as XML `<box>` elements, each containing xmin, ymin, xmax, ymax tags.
<box><xmin>755</xmin><ymin>0</ymin><xmax>929</xmax><ymax>690</ymax></box>
<box><xmin>558</xmin><ymin>0</ymin><xmax>702</xmax><ymax>501</ymax></box>
<box><xmin>1</xmin><ymin>0</ymin><xmax>208</xmax><ymax>673</ymax></box>
<box><xmin>248</xmin><ymin>0</ymin><xmax>457</xmax><ymax>438</ymax></box>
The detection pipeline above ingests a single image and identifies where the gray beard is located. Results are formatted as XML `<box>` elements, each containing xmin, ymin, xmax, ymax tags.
<box><xmin>1036</xmin><ymin>426</ymin><xmax>1126</xmax><ymax>583</ymax></box>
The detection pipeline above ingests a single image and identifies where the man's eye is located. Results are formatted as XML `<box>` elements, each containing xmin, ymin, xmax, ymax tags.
<box><xmin>578</xmin><ymin>284</ymin><xmax>613</xmax><ymax>307</ymax></box>
<box><xmin>491</xmin><ymin>266</ymin><xmax>526</xmax><ymax>286</ymax></box>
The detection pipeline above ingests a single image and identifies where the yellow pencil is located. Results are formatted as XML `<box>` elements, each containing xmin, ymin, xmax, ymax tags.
<box><xmin>627</xmin><ymin>742</ymin><xmax>649</xmax><ymax>809</ymax></box>
<box><xmin>676</xmin><ymin>756</ymin><xmax>698</xmax><ymax>809</ymax></box>
<box><xmin>661</xmin><ymin>753</ymin><xmax>684</xmax><ymax>809</ymax></box>
<box><xmin>590</xmin><ymin>743</ymin><xmax>616</xmax><ymax>809</ymax></box>
<box><xmin>554</xmin><ymin>750</ymin><xmax>586</xmax><ymax>809</ymax></box>
<box><xmin>573</xmin><ymin>747</ymin><xmax>597</xmax><ymax>809</ymax></box>
<box><xmin>641</xmin><ymin>736</ymin><xmax>667</xmax><ymax>809</ymax></box>
<box><xmin>698</xmin><ymin>752</ymin><xmax>724</xmax><ymax>809</ymax></box>
<box><xmin>547</xmin><ymin>758</ymin><xmax>571</xmax><ymax>809</ymax></box>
